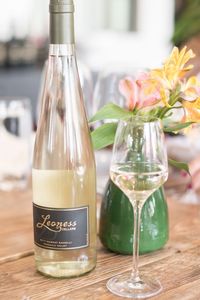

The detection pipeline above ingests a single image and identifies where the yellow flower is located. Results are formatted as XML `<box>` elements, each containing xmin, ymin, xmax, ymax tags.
<box><xmin>181</xmin><ymin>76</ymin><xmax>200</xmax><ymax>101</ymax></box>
<box><xmin>182</xmin><ymin>98</ymin><xmax>200</xmax><ymax>123</ymax></box>
<box><xmin>159</xmin><ymin>88</ymin><xmax>170</xmax><ymax>107</ymax></box>
<box><xmin>181</xmin><ymin>76</ymin><xmax>200</xmax><ymax>123</ymax></box>
<box><xmin>151</xmin><ymin>46</ymin><xmax>195</xmax><ymax>90</ymax></box>
<box><xmin>137</xmin><ymin>76</ymin><xmax>170</xmax><ymax>107</ymax></box>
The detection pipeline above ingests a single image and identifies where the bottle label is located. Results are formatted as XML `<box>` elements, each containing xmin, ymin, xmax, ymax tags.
<box><xmin>33</xmin><ymin>204</ymin><xmax>89</xmax><ymax>250</ymax></box>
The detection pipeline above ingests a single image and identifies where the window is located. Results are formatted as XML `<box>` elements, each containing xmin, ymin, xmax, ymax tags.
<box><xmin>104</xmin><ymin>0</ymin><xmax>137</xmax><ymax>32</ymax></box>
<box><xmin>75</xmin><ymin>0</ymin><xmax>175</xmax><ymax>71</ymax></box>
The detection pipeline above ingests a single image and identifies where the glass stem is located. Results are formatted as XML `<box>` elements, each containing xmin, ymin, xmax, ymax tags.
<box><xmin>131</xmin><ymin>202</ymin><xmax>143</xmax><ymax>281</ymax></box>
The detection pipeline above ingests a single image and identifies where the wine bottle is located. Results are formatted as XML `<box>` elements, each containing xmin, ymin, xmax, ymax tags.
<box><xmin>32</xmin><ymin>0</ymin><xmax>96</xmax><ymax>278</ymax></box>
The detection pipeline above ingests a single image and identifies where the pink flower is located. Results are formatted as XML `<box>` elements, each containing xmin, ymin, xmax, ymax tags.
<box><xmin>119</xmin><ymin>73</ymin><xmax>161</xmax><ymax>111</ymax></box>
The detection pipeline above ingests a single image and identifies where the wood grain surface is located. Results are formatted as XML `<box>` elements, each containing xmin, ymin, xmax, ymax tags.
<box><xmin>0</xmin><ymin>189</ymin><xmax>33</xmax><ymax>263</ymax></box>
<box><xmin>0</xmin><ymin>188</ymin><xmax>200</xmax><ymax>300</ymax></box>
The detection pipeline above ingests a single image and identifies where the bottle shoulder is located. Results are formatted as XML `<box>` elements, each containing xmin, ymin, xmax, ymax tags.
<box><xmin>33</xmin><ymin>54</ymin><xmax>94</xmax><ymax>169</ymax></box>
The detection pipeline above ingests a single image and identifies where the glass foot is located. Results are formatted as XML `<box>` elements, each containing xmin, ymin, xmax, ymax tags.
<box><xmin>107</xmin><ymin>274</ymin><xmax>162</xmax><ymax>299</ymax></box>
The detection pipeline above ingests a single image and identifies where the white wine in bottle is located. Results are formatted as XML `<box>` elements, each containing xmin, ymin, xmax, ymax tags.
<box><xmin>32</xmin><ymin>0</ymin><xmax>96</xmax><ymax>278</ymax></box>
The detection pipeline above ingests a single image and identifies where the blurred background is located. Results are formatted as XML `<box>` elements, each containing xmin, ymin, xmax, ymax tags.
<box><xmin>1</xmin><ymin>0</ymin><xmax>200</xmax><ymax>194</ymax></box>
<box><xmin>1</xmin><ymin>0</ymin><xmax>200</xmax><ymax>118</ymax></box>
<box><xmin>0</xmin><ymin>0</ymin><xmax>198</xmax><ymax>124</ymax></box>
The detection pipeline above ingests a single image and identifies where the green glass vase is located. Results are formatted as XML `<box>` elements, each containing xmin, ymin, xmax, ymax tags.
<box><xmin>99</xmin><ymin>180</ymin><xmax>169</xmax><ymax>254</ymax></box>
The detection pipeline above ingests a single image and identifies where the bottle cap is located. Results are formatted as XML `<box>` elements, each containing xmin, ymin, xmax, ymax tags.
<box><xmin>49</xmin><ymin>0</ymin><xmax>75</xmax><ymax>44</ymax></box>
<box><xmin>49</xmin><ymin>0</ymin><xmax>74</xmax><ymax>13</ymax></box>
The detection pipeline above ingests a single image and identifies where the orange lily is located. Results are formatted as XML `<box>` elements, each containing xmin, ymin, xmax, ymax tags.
<box><xmin>182</xmin><ymin>97</ymin><xmax>200</xmax><ymax>122</ymax></box>
<box><xmin>151</xmin><ymin>46</ymin><xmax>195</xmax><ymax>90</ymax></box>
<box><xmin>181</xmin><ymin>76</ymin><xmax>200</xmax><ymax>101</ymax></box>
<box><xmin>119</xmin><ymin>74</ymin><xmax>161</xmax><ymax>111</ymax></box>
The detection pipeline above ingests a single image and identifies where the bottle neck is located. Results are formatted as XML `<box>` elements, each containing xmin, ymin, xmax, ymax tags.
<box><xmin>49</xmin><ymin>44</ymin><xmax>75</xmax><ymax>56</ymax></box>
<box><xmin>50</xmin><ymin>12</ymin><xmax>75</xmax><ymax>45</ymax></box>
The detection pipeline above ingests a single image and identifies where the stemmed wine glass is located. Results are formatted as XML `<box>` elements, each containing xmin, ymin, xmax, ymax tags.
<box><xmin>107</xmin><ymin>116</ymin><xmax>168</xmax><ymax>299</ymax></box>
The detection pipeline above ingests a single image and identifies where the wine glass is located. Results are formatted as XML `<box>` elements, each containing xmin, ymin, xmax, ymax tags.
<box><xmin>107</xmin><ymin>116</ymin><xmax>168</xmax><ymax>299</ymax></box>
<box><xmin>0</xmin><ymin>97</ymin><xmax>32</xmax><ymax>191</ymax></box>
<box><xmin>92</xmin><ymin>66</ymin><xmax>145</xmax><ymax>116</ymax></box>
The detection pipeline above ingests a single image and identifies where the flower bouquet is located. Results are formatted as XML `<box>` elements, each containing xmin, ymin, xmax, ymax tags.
<box><xmin>90</xmin><ymin>46</ymin><xmax>200</xmax><ymax>255</ymax></box>
<box><xmin>90</xmin><ymin>46</ymin><xmax>200</xmax><ymax>173</ymax></box>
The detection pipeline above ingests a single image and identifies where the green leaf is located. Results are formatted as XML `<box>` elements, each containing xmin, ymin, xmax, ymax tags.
<box><xmin>91</xmin><ymin>122</ymin><xmax>118</xmax><ymax>150</ymax></box>
<box><xmin>168</xmin><ymin>159</ymin><xmax>190</xmax><ymax>175</ymax></box>
<box><xmin>164</xmin><ymin>122</ymin><xmax>193</xmax><ymax>133</ymax></box>
<box><xmin>89</xmin><ymin>103</ymin><xmax>132</xmax><ymax>123</ymax></box>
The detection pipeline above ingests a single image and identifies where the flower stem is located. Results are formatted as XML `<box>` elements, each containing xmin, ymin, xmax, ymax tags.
<box><xmin>159</xmin><ymin>107</ymin><xmax>170</xmax><ymax>119</ymax></box>
<box><xmin>159</xmin><ymin>93</ymin><xmax>180</xmax><ymax>119</ymax></box>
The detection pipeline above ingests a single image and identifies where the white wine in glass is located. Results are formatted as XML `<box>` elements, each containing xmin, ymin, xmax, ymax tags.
<box><xmin>110</xmin><ymin>162</ymin><xmax>168</xmax><ymax>207</ymax></box>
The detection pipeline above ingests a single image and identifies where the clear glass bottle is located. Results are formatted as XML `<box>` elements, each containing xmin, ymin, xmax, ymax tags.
<box><xmin>32</xmin><ymin>0</ymin><xmax>96</xmax><ymax>278</ymax></box>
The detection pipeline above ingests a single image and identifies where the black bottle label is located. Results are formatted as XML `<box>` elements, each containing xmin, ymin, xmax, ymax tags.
<box><xmin>33</xmin><ymin>204</ymin><xmax>89</xmax><ymax>250</ymax></box>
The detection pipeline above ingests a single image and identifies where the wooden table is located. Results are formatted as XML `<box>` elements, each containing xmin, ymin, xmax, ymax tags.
<box><xmin>1</xmin><ymin>189</ymin><xmax>200</xmax><ymax>300</ymax></box>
